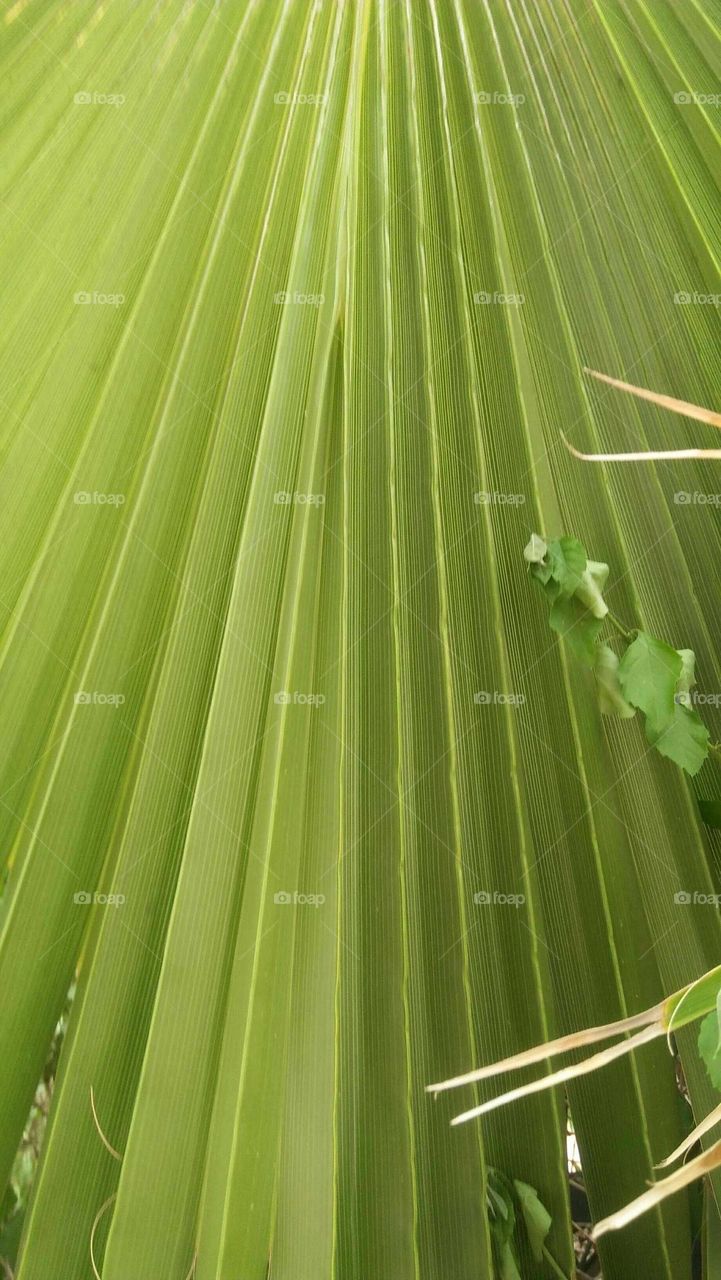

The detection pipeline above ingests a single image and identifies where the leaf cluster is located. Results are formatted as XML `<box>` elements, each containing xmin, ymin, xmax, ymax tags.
<box><xmin>525</xmin><ymin>535</ymin><xmax>711</xmax><ymax>776</ymax></box>
<box><xmin>486</xmin><ymin>1168</ymin><xmax>557</xmax><ymax>1279</ymax></box>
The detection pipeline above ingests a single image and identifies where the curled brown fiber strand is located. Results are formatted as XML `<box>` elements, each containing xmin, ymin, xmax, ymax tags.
<box><xmin>90</xmin><ymin>1087</ymin><xmax>122</xmax><ymax>1161</ymax></box>
<box><xmin>89</xmin><ymin>1194</ymin><xmax>198</xmax><ymax>1279</ymax></box>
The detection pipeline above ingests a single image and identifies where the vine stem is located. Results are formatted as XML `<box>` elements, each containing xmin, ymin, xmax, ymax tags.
<box><xmin>606</xmin><ymin>610</ymin><xmax>634</xmax><ymax>642</ymax></box>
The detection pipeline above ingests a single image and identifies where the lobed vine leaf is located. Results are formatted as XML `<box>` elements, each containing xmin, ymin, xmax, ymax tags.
<box><xmin>617</xmin><ymin>632</ymin><xmax>681</xmax><ymax>730</ymax></box>
<box><xmin>647</xmin><ymin>703</ymin><xmax>709</xmax><ymax>777</ymax></box>
<box><xmin>618</xmin><ymin>636</ymin><xmax>709</xmax><ymax>775</ymax></box>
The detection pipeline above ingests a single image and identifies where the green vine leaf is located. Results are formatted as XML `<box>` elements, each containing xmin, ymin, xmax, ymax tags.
<box><xmin>546</xmin><ymin>537</ymin><xmax>586</xmax><ymax>597</ymax></box>
<box><xmin>617</xmin><ymin>632</ymin><xmax>681</xmax><ymax>730</ymax></box>
<box><xmin>523</xmin><ymin>533</ymin><xmax>548</xmax><ymax>568</ymax></box>
<box><xmin>513</xmin><ymin>1179</ymin><xmax>552</xmax><ymax>1262</ymax></box>
<box><xmin>486</xmin><ymin>1169</ymin><xmax>516</xmax><ymax>1247</ymax></box>
<box><xmin>699</xmin><ymin>1010</ymin><xmax>721</xmax><ymax>1091</ymax></box>
<box><xmin>594</xmin><ymin>644</ymin><xmax>636</xmax><ymax>719</ymax></box>
<box><xmin>498</xmin><ymin>1242</ymin><xmax>522</xmax><ymax>1280</ymax></box>
<box><xmin>548</xmin><ymin>595</ymin><xmax>603</xmax><ymax>667</ymax></box>
<box><xmin>524</xmin><ymin>534</ymin><xmax>587</xmax><ymax>598</ymax></box>
<box><xmin>575</xmin><ymin>559</ymin><xmax>610</xmax><ymax>619</ymax></box>
<box><xmin>646</xmin><ymin>703</ymin><xmax>709</xmax><ymax>777</ymax></box>
<box><xmin>617</xmin><ymin>635</ymin><xmax>708</xmax><ymax>774</ymax></box>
